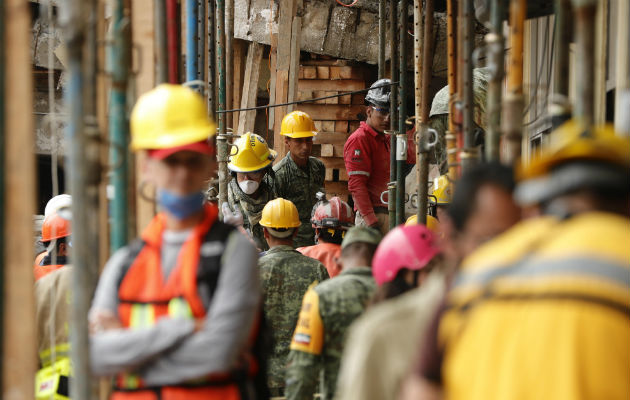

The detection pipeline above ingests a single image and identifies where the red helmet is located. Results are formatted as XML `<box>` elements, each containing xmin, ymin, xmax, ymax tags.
<box><xmin>41</xmin><ymin>212</ymin><xmax>71</xmax><ymax>243</ymax></box>
<box><xmin>311</xmin><ymin>196</ymin><xmax>354</xmax><ymax>229</ymax></box>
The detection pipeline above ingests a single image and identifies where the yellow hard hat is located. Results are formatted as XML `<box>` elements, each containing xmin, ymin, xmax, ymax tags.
<box><xmin>405</xmin><ymin>214</ymin><xmax>439</xmax><ymax>232</ymax></box>
<box><xmin>280</xmin><ymin>111</ymin><xmax>317</xmax><ymax>138</ymax></box>
<box><xmin>518</xmin><ymin>119</ymin><xmax>630</xmax><ymax>180</ymax></box>
<box><xmin>130</xmin><ymin>84</ymin><xmax>216</xmax><ymax>150</ymax></box>
<box><xmin>260</xmin><ymin>198</ymin><xmax>301</xmax><ymax>229</ymax></box>
<box><xmin>228</xmin><ymin>132</ymin><xmax>277</xmax><ymax>173</ymax></box>
<box><xmin>430</xmin><ymin>175</ymin><xmax>453</xmax><ymax>205</ymax></box>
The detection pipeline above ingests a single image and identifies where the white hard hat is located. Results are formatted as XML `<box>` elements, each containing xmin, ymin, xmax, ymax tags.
<box><xmin>44</xmin><ymin>194</ymin><xmax>72</xmax><ymax>217</ymax></box>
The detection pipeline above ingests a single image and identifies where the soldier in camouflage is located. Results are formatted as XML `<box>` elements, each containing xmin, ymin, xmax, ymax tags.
<box><xmin>285</xmin><ymin>226</ymin><xmax>382</xmax><ymax>400</ymax></box>
<box><xmin>225</xmin><ymin>132</ymin><xmax>278</xmax><ymax>251</ymax></box>
<box><xmin>258</xmin><ymin>198</ymin><xmax>329</xmax><ymax>396</ymax></box>
<box><xmin>274</xmin><ymin>111</ymin><xmax>326</xmax><ymax>248</ymax></box>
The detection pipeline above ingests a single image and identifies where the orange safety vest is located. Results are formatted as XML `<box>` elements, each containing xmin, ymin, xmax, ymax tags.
<box><xmin>34</xmin><ymin>251</ymin><xmax>67</xmax><ymax>281</ymax></box>
<box><xmin>297</xmin><ymin>242</ymin><xmax>342</xmax><ymax>278</ymax></box>
<box><xmin>112</xmin><ymin>204</ymin><xmax>251</xmax><ymax>400</ymax></box>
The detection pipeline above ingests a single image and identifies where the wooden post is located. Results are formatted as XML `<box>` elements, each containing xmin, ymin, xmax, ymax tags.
<box><xmin>3</xmin><ymin>0</ymin><xmax>37</xmax><ymax>398</ymax></box>
<box><xmin>614</xmin><ymin>0</ymin><xmax>630</xmax><ymax>134</ymax></box>
<box><xmin>273</xmin><ymin>0</ymin><xmax>297</xmax><ymax>159</ymax></box>
<box><xmin>287</xmin><ymin>16</ymin><xmax>302</xmax><ymax>113</ymax></box>
<box><xmin>594</xmin><ymin>0</ymin><xmax>608</xmax><ymax>125</ymax></box>
<box><xmin>232</xmin><ymin>39</ymin><xmax>247</xmax><ymax>128</ymax></box>
<box><xmin>237</xmin><ymin>42</ymin><xmax>264</xmax><ymax>134</ymax></box>
<box><xmin>131</xmin><ymin>0</ymin><xmax>156</xmax><ymax>234</ymax></box>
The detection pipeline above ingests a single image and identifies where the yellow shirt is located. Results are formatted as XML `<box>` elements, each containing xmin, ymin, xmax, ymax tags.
<box><xmin>440</xmin><ymin>212</ymin><xmax>630</xmax><ymax>400</ymax></box>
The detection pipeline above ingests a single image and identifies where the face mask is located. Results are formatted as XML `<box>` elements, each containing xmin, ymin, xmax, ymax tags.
<box><xmin>157</xmin><ymin>189</ymin><xmax>205</xmax><ymax>219</ymax></box>
<box><xmin>238</xmin><ymin>180</ymin><xmax>259</xmax><ymax>195</ymax></box>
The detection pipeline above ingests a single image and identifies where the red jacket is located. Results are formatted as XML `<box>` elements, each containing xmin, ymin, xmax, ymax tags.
<box><xmin>297</xmin><ymin>242</ymin><xmax>342</xmax><ymax>278</ymax></box>
<box><xmin>343</xmin><ymin>122</ymin><xmax>416</xmax><ymax>226</ymax></box>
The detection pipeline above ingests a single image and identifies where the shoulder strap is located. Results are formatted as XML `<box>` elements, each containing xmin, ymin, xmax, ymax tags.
<box><xmin>197</xmin><ymin>220</ymin><xmax>236</xmax><ymax>301</ymax></box>
<box><xmin>115</xmin><ymin>239</ymin><xmax>147</xmax><ymax>291</ymax></box>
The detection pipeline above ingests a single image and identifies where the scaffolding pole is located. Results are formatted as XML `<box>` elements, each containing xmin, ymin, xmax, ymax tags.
<box><xmin>217</xmin><ymin>0</ymin><xmax>228</xmax><ymax>214</ymax></box>
<box><xmin>186</xmin><ymin>0</ymin><xmax>199</xmax><ymax>83</ymax></box>
<box><xmin>166</xmin><ymin>0</ymin><xmax>179</xmax><ymax>83</ymax></box>
<box><xmin>109</xmin><ymin>0</ymin><xmax>131</xmax><ymax>252</ymax></box>
<box><xmin>226</xmin><ymin>0</ymin><xmax>234</xmax><ymax>127</ymax></box>
<box><xmin>415</xmin><ymin>0</ymin><xmax>433</xmax><ymax>224</ymax></box>
<box><xmin>485</xmin><ymin>0</ymin><xmax>504</xmax><ymax>161</ymax></box>
<box><xmin>388</xmin><ymin>0</ymin><xmax>398</xmax><ymax>230</ymax></box>
<box><xmin>396</xmin><ymin>0</ymin><xmax>409</xmax><ymax>226</ymax></box>
<box><xmin>460</xmin><ymin>0</ymin><xmax>476</xmax><ymax>172</ymax></box>
<box><xmin>197</xmin><ymin>0</ymin><xmax>206</xmax><ymax>84</ymax></box>
<box><xmin>208</xmin><ymin>0</ymin><xmax>216</xmax><ymax>115</ymax></box>
<box><xmin>551</xmin><ymin>0</ymin><xmax>571</xmax><ymax>128</ymax></box>
<box><xmin>572</xmin><ymin>0</ymin><xmax>596</xmax><ymax>126</ymax></box>
<box><xmin>155</xmin><ymin>0</ymin><xmax>168</xmax><ymax>83</ymax></box>
<box><xmin>378</xmin><ymin>0</ymin><xmax>386</xmax><ymax>79</ymax></box>
<box><xmin>446</xmin><ymin>0</ymin><xmax>458</xmax><ymax>181</ymax></box>
<box><xmin>61</xmin><ymin>0</ymin><xmax>99</xmax><ymax>397</ymax></box>
<box><xmin>501</xmin><ymin>0</ymin><xmax>526</xmax><ymax>164</ymax></box>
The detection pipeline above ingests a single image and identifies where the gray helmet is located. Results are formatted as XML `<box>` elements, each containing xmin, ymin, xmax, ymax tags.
<box><xmin>365</xmin><ymin>79</ymin><xmax>391</xmax><ymax>110</ymax></box>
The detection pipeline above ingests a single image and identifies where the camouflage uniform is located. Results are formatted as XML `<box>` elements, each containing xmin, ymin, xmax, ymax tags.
<box><xmin>285</xmin><ymin>266</ymin><xmax>376</xmax><ymax>400</ymax></box>
<box><xmin>258</xmin><ymin>245</ymin><xmax>329</xmax><ymax>396</ymax></box>
<box><xmin>273</xmin><ymin>153</ymin><xmax>325</xmax><ymax>248</ymax></box>
<box><xmin>227</xmin><ymin>175</ymin><xmax>276</xmax><ymax>251</ymax></box>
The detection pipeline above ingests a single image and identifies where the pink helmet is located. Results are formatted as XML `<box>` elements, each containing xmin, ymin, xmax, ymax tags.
<box><xmin>311</xmin><ymin>196</ymin><xmax>354</xmax><ymax>229</ymax></box>
<box><xmin>372</xmin><ymin>224</ymin><xmax>440</xmax><ymax>286</ymax></box>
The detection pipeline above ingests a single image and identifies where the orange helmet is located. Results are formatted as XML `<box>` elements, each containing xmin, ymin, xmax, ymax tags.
<box><xmin>41</xmin><ymin>213</ymin><xmax>71</xmax><ymax>243</ymax></box>
<box><xmin>311</xmin><ymin>195</ymin><xmax>354</xmax><ymax>229</ymax></box>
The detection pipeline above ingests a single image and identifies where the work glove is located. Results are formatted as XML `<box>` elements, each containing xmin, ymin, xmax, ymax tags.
<box><xmin>222</xmin><ymin>202</ymin><xmax>244</xmax><ymax>227</ymax></box>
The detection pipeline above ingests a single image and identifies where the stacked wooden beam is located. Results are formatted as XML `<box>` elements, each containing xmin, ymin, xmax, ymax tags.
<box><xmin>295</xmin><ymin>59</ymin><xmax>368</xmax><ymax>202</ymax></box>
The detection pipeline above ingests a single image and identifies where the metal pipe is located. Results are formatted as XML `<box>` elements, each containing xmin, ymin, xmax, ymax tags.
<box><xmin>155</xmin><ymin>0</ymin><xmax>168</xmax><ymax>83</ymax></box>
<box><xmin>416</xmin><ymin>0</ymin><xmax>434</xmax><ymax>224</ymax></box>
<box><xmin>208</xmin><ymin>0</ymin><xmax>217</xmax><ymax>117</ymax></box>
<box><xmin>109</xmin><ymin>0</ymin><xmax>130</xmax><ymax>252</ymax></box>
<box><xmin>378</xmin><ymin>0</ymin><xmax>386</xmax><ymax>79</ymax></box>
<box><xmin>166</xmin><ymin>0</ymin><xmax>179</xmax><ymax>83</ymax></box>
<box><xmin>614</xmin><ymin>0</ymin><xmax>630</xmax><ymax>135</ymax></box>
<box><xmin>397</xmin><ymin>0</ymin><xmax>409</xmax><ymax>226</ymax></box>
<box><xmin>388</xmin><ymin>0</ymin><xmax>398</xmax><ymax>230</ymax></box>
<box><xmin>217</xmin><ymin>0</ymin><xmax>228</xmax><ymax>213</ymax></box>
<box><xmin>226</xmin><ymin>0</ymin><xmax>234</xmax><ymax>127</ymax></box>
<box><xmin>551</xmin><ymin>0</ymin><xmax>571</xmax><ymax>129</ymax></box>
<box><xmin>60</xmin><ymin>0</ymin><xmax>98</xmax><ymax>396</ymax></box>
<box><xmin>501</xmin><ymin>0</ymin><xmax>526</xmax><ymax>164</ymax></box>
<box><xmin>461</xmin><ymin>0</ymin><xmax>476</xmax><ymax>172</ymax></box>
<box><xmin>485</xmin><ymin>0</ymin><xmax>504</xmax><ymax>161</ymax></box>
<box><xmin>197</xmin><ymin>0</ymin><xmax>206</xmax><ymax>84</ymax></box>
<box><xmin>446</xmin><ymin>0</ymin><xmax>458</xmax><ymax>181</ymax></box>
<box><xmin>186</xmin><ymin>0</ymin><xmax>198</xmax><ymax>83</ymax></box>
<box><xmin>573</xmin><ymin>0</ymin><xmax>596</xmax><ymax>126</ymax></box>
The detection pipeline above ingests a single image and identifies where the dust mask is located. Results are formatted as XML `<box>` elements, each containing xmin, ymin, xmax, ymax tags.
<box><xmin>238</xmin><ymin>180</ymin><xmax>259</xmax><ymax>195</ymax></box>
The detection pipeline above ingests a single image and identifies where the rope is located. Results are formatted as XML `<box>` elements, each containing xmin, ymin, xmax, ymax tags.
<box><xmin>335</xmin><ymin>0</ymin><xmax>360</xmax><ymax>7</ymax></box>
<box><xmin>216</xmin><ymin>81</ymin><xmax>399</xmax><ymax>113</ymax></box>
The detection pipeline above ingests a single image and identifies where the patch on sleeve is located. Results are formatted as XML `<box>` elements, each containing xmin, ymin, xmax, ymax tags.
<box><xmin>289</xmin><ymin>287</ymin><xmax>324</xmax><ymax>355</ymax></box>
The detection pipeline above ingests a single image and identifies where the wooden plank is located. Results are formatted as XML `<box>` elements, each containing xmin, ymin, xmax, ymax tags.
<box><xmin>296</xmin><ymin>104</ymin><xmax>364</xmax><ymax>121</ymax></box>
<box><xmin>321</xmin><ymin>157</ymin><xmax>346</xmax><ymax>169</ymax></box>
<box><xmin>297</xmin><ymin>90</ymin><xmax>313</xmax><ymax>101</ymax></box>
<box><xmin>232</xmin><ymin>39</ymin><xmax>248</xmax><ymax>128</ymax></box>
<box><xmin>339</xmin><ymin>93</ymin><xmax>352</xmax><ymax>104</ymax></box>
<box><xmin>321</xmin><ymin>120</ymin><xmax>335</xmax><ymax>132</ymax></box>
<box><xmin>301</xmin><ymin>58</ymin><xmax>352</xmax><ymax>66</ymax></box>
<box><xmin>349</xmin><ymin>121</ymin><xmax>360</xmax><ymax>132</ymax></box>
<box><xmin>237</xmin><ymin>41</ymin><xmax>264</xmax><ymax>135</ymax></box>
<box><xmin>313</xmin><ymin>120</ymin><xmax>323</xmax><ymax>131</ymax></box>
<box><xmin>335</xmin><ymin>120</ymin><xmax>349</xmax><ymax>133</ymax></box>
<box><xmin>325</xmin><ymin>91</ymin><xmax>338</xmax><ymax>104</ymax></box>
<box><xmin>324</xmin><ymin>181</ymin><xmax>350</xmax><ymax>199</ymax></box>
<box><xmin>274</xmin><ymin>69</ymin><xmax>289</xmax><ymax>156</ymax></box>
<box><xmin>287</xmin><ymin>16</ymin><xmax>301</xmax><ymax>113</ymax></box>
<box><xmin>321</xmin><ymin>143</ymin><xmax>344</xmax><ymax>157</ymax></box>
<box><xmin>313</xmin><ymin>90</ymin><xmax>327</xmax><ymax>104</ymax></box>
<box><xmin>298</xmin><ymin>79</ymin><xmax>364</xmax><ymax>91</ymax></box>
<box><xmin>4</xmin><ymin>1</ymin><xmax>37</xmax><ymax>397</ymax></box>
<box><xmin>268</xmin><ymin>34</ymin><xmax>277</xmax><ymax>133</ymax></box>
<box><xmin>132</xmin><ymin>0</ymin><xmax>157</xmax><ymax>231</ymax></box>
<box><xmin>351</xmin><ymin>93</ymin><xmax>365</xmax><ymax>104</ymax></box>
<box><xmin>313</xmin><ymin>132</ymin><xmax>351</xmax><ymax>145</ymax></box>
<box><xmin>302</xmin><ymin>66</ymin><xmax>317</xmax><ymax>79</ymax></box>
<box><xmin>316</xmin><ymin>66</ymin><xmax>330</xmax><ymax>79</ymax></box>
<box><xmin>330</xmin><ymin>66</ymin><xmax>363</xmax><ymax>80</ymax></box>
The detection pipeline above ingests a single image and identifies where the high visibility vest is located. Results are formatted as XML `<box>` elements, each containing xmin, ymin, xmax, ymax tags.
<box><xmin>112</xmin><ymin>204</ymin><xmax>248</xmax><ymax>400</ymax></box>
<box><xmin>34</xmin><ymin>252</ymin><xmax>68</xmax><ymax>281</ymax></box>
<box><xmin>35</xmin><ymin>356</ymin><xmax>71</xmax><ymax>400</ymax></box>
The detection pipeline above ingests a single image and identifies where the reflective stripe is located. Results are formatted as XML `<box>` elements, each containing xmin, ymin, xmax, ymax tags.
<box><xmin>168</xmin><ymin>297</ymin><xmax>193</xmax><ymax>319</ymax></box>
<box><xmin>454</xmin><ymin>257</ymin><xmax>630</xmax><ymax>290</ymax></box>
<box><xmin>348</xmin><ymin>170</ymin><xmax>370</xmax><ymax>177</ymax></box>
<box><xmin>129</xmin><ymin>304</ymin><xmax>156</xmax><ymax>328</ymax></box>
<box><xmin>39</xmin><ymin>343</ymin><xmax>71</xmax><ymax>368</ymax></box>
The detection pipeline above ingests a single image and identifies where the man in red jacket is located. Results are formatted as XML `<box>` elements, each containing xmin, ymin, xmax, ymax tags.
<box><xmin>344</xmin><ymin>79</ymin><xmax>416</xmax><ymax>234</ymax></box>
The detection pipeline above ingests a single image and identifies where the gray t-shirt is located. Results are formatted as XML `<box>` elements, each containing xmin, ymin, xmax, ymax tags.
<box><xmin>89</xmin><ymin>228</ymin><xmax>260</xmax><ymax>385</ymax></box>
